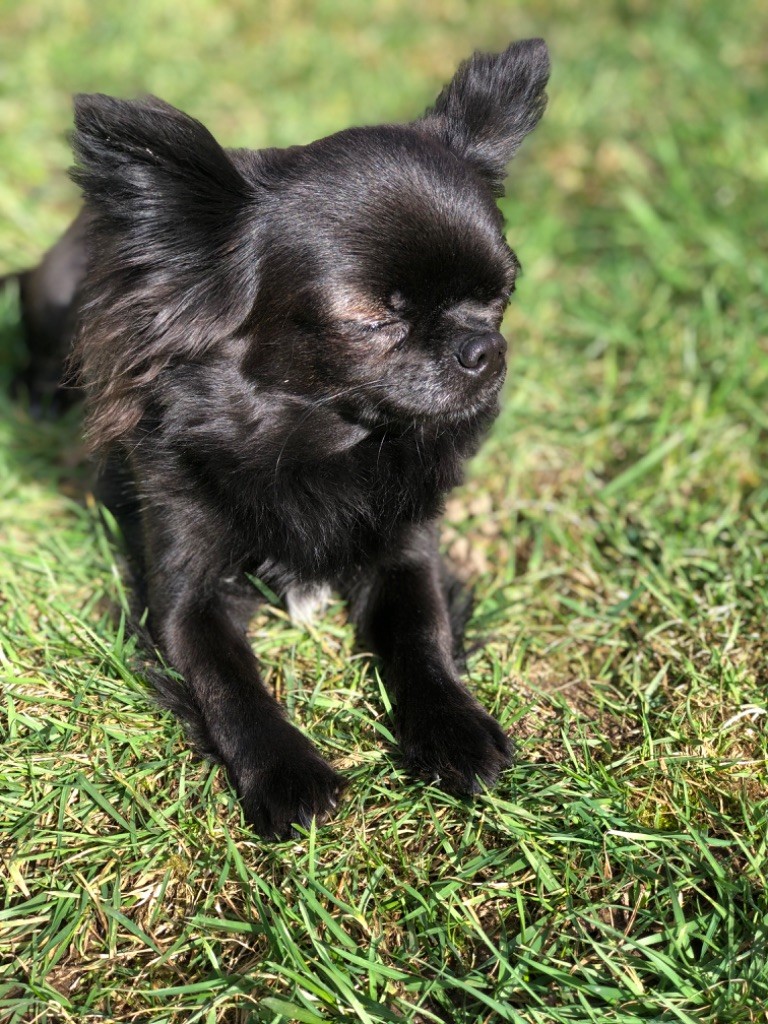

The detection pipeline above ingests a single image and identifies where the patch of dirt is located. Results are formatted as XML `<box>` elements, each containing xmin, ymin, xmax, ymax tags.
<box><xmin>510</xmin><ymin>662</ymin><xmax>642</xmax><ymax>765</ymax></box>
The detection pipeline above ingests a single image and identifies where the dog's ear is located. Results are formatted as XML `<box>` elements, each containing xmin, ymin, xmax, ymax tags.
<box><xmin>71</xmin><ymin>93</ymin><xmax>256</xmax><ymax>327</ymax></box>
<box><xmin>70</xmin><ymin>95</ymin><xmax>259</xmax><ymax>448</ymax></box>
<box><xmin>72</xmin><ymin>93</ymin><xmax>251</xmax><ymax>221</ymax></box>
<box><xmin>417</xmin><ymin>38</ymin><xmax>550</xmax><ymax>195</ymax></box>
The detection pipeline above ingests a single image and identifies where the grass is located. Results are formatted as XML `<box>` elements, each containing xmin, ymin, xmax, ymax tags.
<box><xmin>1</xmin><ymin>0</ymin><xmax>768</xmax><ymax>1021</ymax></box>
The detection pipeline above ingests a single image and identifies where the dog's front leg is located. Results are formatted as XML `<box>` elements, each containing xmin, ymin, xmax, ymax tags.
<box><xmin>141</xmin><ymin>510</ymin><xmax>343</xmax><ymax>838</ymax></box>
<box><xmin>349</xmin><ymin>525</ymin><xmax>511</xmax><ymax>794</ymax></box>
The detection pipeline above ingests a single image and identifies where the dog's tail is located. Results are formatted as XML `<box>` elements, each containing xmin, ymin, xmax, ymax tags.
<box><xmin>5</xmin><ymin>213</ymin><xmax>87</xmax><ymax>410</ymax></box>
<box><xmin>0</xmin><ymin>269</ymin><xmax>24</xmax><ymax>291</ymax></box>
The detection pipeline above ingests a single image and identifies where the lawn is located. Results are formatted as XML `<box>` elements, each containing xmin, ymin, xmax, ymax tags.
<box><xmin>1</xmin><ymin>1</ymin><xmax>767</xmax><ymax>1021</ymax></box>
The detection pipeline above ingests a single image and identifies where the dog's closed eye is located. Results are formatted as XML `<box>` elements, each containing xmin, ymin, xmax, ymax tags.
<box><xmin>340</xmin><ymin>318</ymin><xmax>409</xmax><ymax>346</ymax></box>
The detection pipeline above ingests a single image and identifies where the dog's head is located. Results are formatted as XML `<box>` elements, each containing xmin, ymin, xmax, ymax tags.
<box><xmin>71</xmin><ymin>39</ymin><xmax>550</xmax><ymax>447</ymax></box>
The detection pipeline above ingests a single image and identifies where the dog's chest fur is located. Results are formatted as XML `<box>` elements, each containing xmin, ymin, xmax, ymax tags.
<box><xmin>245</xmin><ymin>420</ymin><xmax>480</xmax><ymax>581</ymax></box>
<box><xmin>154</xmin><ymin>378</ymin><xmax>487</xmax><ymax>585</ymax></box>
<box><xmin>148</xmin><ymin>363</ymin><xmax>493</xmax><ymax>583</ymax></box>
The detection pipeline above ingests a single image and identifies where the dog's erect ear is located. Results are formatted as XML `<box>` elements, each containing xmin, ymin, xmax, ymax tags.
<box><xmin>417</xmin><ymin>38</ymin><xmax>550</xmax><ymax>194</ymax></box>
<box><xmin>70</xmin><ymin>95</ymin><xmax>259</xmax><ymax>448</ymax></box>
<box><xmin>71</xmin><ymin>93</ymin><xmax>251</xmax><ymax>220</ymax></box>
<box><xmin>71</xmin><ymin>94</ymin><xmax>256</xmax><ymax>316</ymax></box>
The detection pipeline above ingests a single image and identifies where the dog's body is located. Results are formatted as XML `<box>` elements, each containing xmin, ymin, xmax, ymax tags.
<box><xmin>15</xmin><ymin>40</ymin><xmax>550</xmax><ymax>836</ymax></box>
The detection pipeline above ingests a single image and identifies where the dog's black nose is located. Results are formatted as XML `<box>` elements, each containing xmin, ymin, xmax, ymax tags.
<box><xmin>456</xmin><ymin>332</ymin><xmax>507</xmax><ymax>374</ymax></box>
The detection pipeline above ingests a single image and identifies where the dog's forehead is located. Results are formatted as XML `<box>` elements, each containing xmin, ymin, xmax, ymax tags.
<box><xmin>281</xmin><ymin>125</ymin><xmax>517</xmax><ymax>314</ymax></box>
<box><xmin>320</xmin><ymin>226</ymin><xmax>515</xmax><ymax>320</ymax></box>
<box><xmin>302</xmin><ymin>125</ymin><xmax>501</xmax><ymax>228</ymax></box>
<box><xmin>355</xmin><ymin>211</ymin><xmax>516</xmax><ymax>311</ymax></box>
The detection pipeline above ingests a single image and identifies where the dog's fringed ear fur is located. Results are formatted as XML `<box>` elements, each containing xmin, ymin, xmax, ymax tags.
<box><xmin>71</xmin><ymin>95</ymin><xmax>259</xmax><ymax>450</ymax></box>
<box><xmin>417</xmin><ymin>38</ymin><xmax>550</xmax><ymax>196</ymax></box>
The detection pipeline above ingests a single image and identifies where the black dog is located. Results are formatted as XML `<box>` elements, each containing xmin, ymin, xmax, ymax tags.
<box><xmin>14</xmin><ymin>39</ymin><xmax>550</xmax><ymax>837</ymax></box>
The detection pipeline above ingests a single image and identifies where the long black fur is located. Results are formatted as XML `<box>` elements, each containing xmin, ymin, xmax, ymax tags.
<box><xmin>14</xmin><ymin>39</ymin><xmax>550</xmax><ymax>837</ymax></box>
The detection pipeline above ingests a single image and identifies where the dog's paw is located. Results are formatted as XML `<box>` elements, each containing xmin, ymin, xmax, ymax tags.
<box><xmin>398</xmin><ymin>692</ymin><xmax>511</xmax><ymax>795</ymax></box>
<box><xmin>236</xmin><ymin>732</ymin><xmax>345</xmax><ymax>839</ymax></box>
